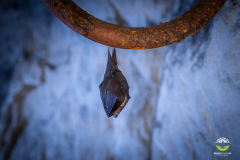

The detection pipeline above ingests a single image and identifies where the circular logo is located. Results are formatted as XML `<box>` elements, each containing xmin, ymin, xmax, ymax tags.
<box><xmin>215</xmin><ymin>137</ymin><xmax>231</xmax><ymax>151</ymax></box>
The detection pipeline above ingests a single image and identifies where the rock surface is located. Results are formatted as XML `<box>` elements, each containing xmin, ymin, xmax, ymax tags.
<box><xmin>0</xmin><ymin>0</ymin><xmax>239</xmax><ymax>160</ymax></box>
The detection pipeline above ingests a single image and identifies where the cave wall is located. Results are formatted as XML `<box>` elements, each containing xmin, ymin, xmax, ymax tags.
<box><xmin>152</xmin><ymin>1</ymin><xmax>240</xmax><ymax>159</ymax></box>
<box><xmin>0</xmin><ymin>0</ymin><xmax>239</xmax><ymax>160</ymax></box>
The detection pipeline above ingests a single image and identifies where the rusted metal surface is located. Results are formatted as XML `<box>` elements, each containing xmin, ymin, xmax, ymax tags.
<box><xmin>42</xmin><ymin>0</ymin><xmax>227</xmax><ymax>49</ymax></box>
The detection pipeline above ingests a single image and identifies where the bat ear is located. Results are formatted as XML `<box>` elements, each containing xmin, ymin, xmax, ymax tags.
<box><xmin>111</xmin><ymin>47</ymin><xmax>118</xmax><ymax>67</ymax></box>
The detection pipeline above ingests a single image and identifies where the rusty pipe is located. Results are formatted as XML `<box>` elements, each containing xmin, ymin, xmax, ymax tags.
<box><xmin>42</xmin><ymin>0</ymin><xmax>227</xmax><ymax>49</ymax></box>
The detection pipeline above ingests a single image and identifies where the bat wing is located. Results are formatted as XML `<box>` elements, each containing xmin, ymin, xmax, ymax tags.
<box><xmin>106</xmin><ymin>77</ymin><xmax>126</xmax><ymax>117</ymax></box>
<box><xmin>110</xmin><ymin>71</ymin><xmax>130</xmax><ymax>117</ymax></box>
<box><xmin>113</xmin><ymin>95</ymin><xmax>129</xmax><ymax>118</ymax></box>
<box><xmin>114</xmin><ymin>72</ymin><xmax>130</xmax><ymax>98</ymax></box>
<box><xmin>99</xmin><ymin>77</ymin><xmax>111</xmax><ymax>111</ymax></box>
<box><xmin>106</xmin><ymin>90</ymin><xmax>118</xmax><ymax>117</ymax></box>
<box><xmin>100</xmin><ymin>77</ymin><xmax>121</xmax><ymax>117</ymax></box>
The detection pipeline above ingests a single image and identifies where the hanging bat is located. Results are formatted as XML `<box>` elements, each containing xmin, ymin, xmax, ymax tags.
<box><xmin>99</xmin><ymin>47</ymin><xmax>130</xmax><ymax>118</ymax></box>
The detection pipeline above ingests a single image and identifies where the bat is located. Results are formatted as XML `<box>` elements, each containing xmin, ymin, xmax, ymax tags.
<box><xmin>99</xmin><ymin>47</ymin><xmax>130</xmax><ymax>118</ymax></box>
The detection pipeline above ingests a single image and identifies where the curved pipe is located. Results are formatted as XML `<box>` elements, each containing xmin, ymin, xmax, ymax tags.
<box><xmin>42</xmin><ymin>0</ymin><xmax>227</xmax><ymax>49</ymax></box>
